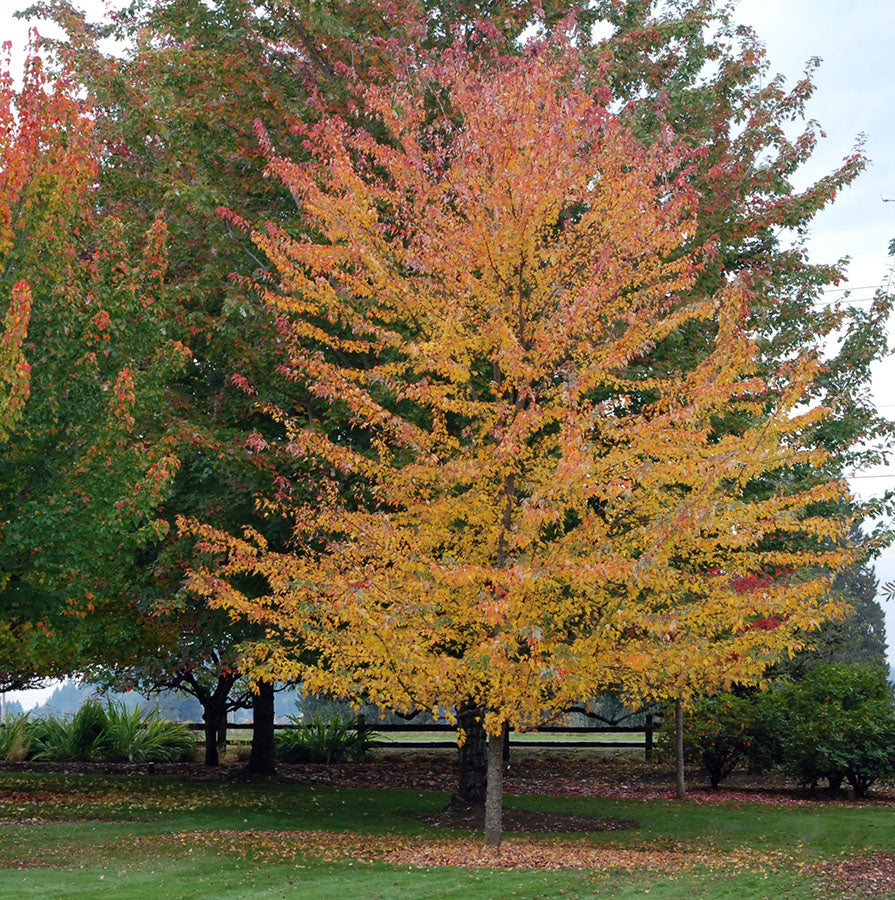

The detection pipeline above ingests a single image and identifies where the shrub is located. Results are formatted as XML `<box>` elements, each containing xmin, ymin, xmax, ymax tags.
<box><xmin>0</xmin><ymin>713</ymin><xmax>30</xmax><ymax>761</ymax></box>
<box><xmin>101</xmin><ymin>701</ymin><xmax>195</xmax><ymax>763</ymax></box>
<box><xmin>779</xmin><ymin>664</ymin><xmax>895</xmax><ymax>797</ymax></box>
<box><xmin>276</xmin><ymin>714</ymin><xmax>375</xmax><ymax>764</ymax></box>
<box><xmin>662</xmin><ymin>695</ymin><xmax>753</xmax><ymax>788</ymax></box>
<box><xmin>743</xmin><ymin>689</ymin><xmax>790</xmax><ymax>774</ymax></box>
<box><xmin>25</xmin><ymin>700</ymin><xmax>195</xmax><ymax>763</ymax></box>
<box><xmin>661</xmin><ymin>665</ymin><xmax>895</xmax><ymax>795</ymax></box>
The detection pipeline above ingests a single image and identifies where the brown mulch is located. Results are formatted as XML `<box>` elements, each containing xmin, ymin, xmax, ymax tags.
<box><xmin>406</xmin><ymin>804</ymin><xmax>639</xmax><ymax>834</ymax></box>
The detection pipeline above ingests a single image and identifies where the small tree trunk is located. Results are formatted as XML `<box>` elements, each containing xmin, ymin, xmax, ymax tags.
<box><xmin>247</xmin><ymin>680</ymin><xmax>276</xmax><ymax>776</ymax></box>
<box><xmin>216</xmin><ymin>717</ymin><xmax>227</xmax><ymax>755</ymax></box>
<box><xmin>455</xmin><ymin>703</ymin><xmax>487</xmax><ymax>806</ymax></box>
<box><xmin>484</xmin><ymin>730</ymin><xmax>504</xmax><ymax>850</ymax></box>
<box><xmin>675</xmin><ymin>699</ymin><xmax>686</xmax><ymax>800</ymax></box>
<box><xmin>202</xmin><ymin>698</ymin><xmax>227</xmax><ymax>767</ymax></box>
<box><xmin>644</xmin><ymin>713</ymin><xmax>654</xmax><ymax>762</ymax></box>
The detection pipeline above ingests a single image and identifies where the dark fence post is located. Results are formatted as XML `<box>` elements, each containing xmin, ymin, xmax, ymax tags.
<box><xmin>502</xmin><ymin>722</ymin><xmax>510</xmax><ymax>763</ymax></box>
<box><xmin>645</xmin><ymin>714</ymin><xmax>654</xmax><ymax>762</ymax></box>
<box><xmin>356</xmin><ymin>712</ymin><xmax>367</xmax><ymax>746</ymax></box>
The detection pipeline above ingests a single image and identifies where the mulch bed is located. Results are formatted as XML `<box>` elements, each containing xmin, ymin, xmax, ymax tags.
<box><xmin>3</xmin><ymin>751</ymin><xmax>895</xmax><ymax>806</ymax></box>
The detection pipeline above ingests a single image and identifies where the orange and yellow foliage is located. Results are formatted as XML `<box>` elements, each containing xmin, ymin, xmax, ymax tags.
<box><xmin>185</xmin><ymin>37</ymin><xmax>855</xmax><ymax>733</ymax></box>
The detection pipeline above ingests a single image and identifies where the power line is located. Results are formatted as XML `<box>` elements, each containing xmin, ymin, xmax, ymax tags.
<box><xmin>815</xmin><ymin>296</ymin><xmax>880</xmax><ymax>306</ymax></box>
<box><xmin>821</xmin><ymin>285</ymin><xmax>886</xmax><ymax>294</ymax></box>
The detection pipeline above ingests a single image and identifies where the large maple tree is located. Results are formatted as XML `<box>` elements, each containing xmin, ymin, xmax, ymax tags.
<box><xmin>185</xmin><ymin>36</ymin><xmax>858</xmax><ymax>846</ymax></box>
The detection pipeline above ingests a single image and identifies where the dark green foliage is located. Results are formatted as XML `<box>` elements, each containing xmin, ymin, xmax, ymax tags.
<box><xmin>741</xmin><ymin>690</ymin><xmax>790</xmax><ymax>775</ymax></box>
<box><xmin>778</xmin><ymin>664</ymin><xmax>895</xmax><ymax>797</ymax></box>
<box><xmin>275</xmin><ymin>714</ymin><xmax>374</xmax><ymax>764</ymax></box>
<box><xmin>661</xmin><ymin>694</ymin><xmax>754</xmax><ymax>788</ymax></box>
<box><xmin>678</xmin><ymin>665</ymin><xmax>895</xmax><ymax>796</ymax></box>
<box><xmin>774</xmin><ymin>544</ymin><xmax>888</xmax><ymax>678</ymax></box>
<box><xmin>25</xmin><ymin>700</ymin><xmax>195</xmax><ymax>763</ymax></box>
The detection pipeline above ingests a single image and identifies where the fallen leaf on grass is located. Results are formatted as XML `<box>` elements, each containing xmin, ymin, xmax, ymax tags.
<box><xmin>811</xmin><ymin>852</ymin><xmax>895</xmax><ymax>898</ymax></box>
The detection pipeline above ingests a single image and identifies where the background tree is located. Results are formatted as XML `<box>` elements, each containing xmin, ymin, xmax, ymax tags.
<box><xmin>0</xmin><ymin>48</ymin><xmax>185</xmax><ymax>690</ymax></box>
<box><xmin>89</xmin><ymin>612</ymin><xmax>257</xmax><ymax>766</ymax></box>
<box><xmin>772</xmin><ymin>532</ymin><xmax>888</xmax><ymax>677</ymax></box>
<box><xmin>18</xmin><ymin>0</ymin><xmax>592</xmax><ymax>768</ymax></box>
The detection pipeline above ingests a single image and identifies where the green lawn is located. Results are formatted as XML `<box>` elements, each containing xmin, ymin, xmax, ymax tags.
<box><xmin>1</xmin><ymin>770</ymin><xmax>891</xmax><ymax>898</ymax></box>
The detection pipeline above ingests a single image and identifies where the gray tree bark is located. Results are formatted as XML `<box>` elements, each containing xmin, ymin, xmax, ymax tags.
<box><xmin>484</xmin><ymin>730</ymin><xmax>505</xmax><ymax>849</ymax></box>
<box><xmin>675</xmin><ymin>699</ymin><xmax>686</xmax><ymax>799</ymax></box>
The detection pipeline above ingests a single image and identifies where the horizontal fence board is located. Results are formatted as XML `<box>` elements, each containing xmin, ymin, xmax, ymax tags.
<box><xmin>183</xmin><ymin>716</ymin><xmax>659</xmax><ymax>759</ymax></box>
<box><xmin>186</xmin><ymin>722</ymin><xmax>658</xmax><ymax>733</ymax></box>
<box><xmin>370</xmin><ymin>739</ymin><xmax>646</xmax><ymax>749</ymax></box>
<box><xmin>371</xmin><ymin>724</ymin><xmax>652</xmax><ymax>734</ymax></box>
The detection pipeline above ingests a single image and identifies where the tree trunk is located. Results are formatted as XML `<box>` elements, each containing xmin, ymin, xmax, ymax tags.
<box><xmin>247</xmin><ymin>680</ymin><xmax>276</xmax><ymax>776</ymax></box>
<box><xmin>454</xmin><ymin>703</ymin><xmax>487</xmax><ymax>806</ymax></box>
<box><xmin>216</xmin><ymin>718</ymin><xmax>227</xmax><ymax>755</ymax></box>
<box><xmin>202</xmin><ymin>698</ymin><xmax>227</xmax><ymax>767</ymax></box>
<box><xmin>675</xmin><ymin>699</ymin><xmax>686</xmax><ymax>800</ymax></box>
<box><xmin>484</xmin><ymin>730</ymin><xmax>504</xmax><ymax>850</ymax></box>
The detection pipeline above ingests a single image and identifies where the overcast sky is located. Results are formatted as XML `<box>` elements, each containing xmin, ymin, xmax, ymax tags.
<box><xmin>1</xmin><ymin>1</ymin><xmax>895</xmax><ymax>705</ymax></box>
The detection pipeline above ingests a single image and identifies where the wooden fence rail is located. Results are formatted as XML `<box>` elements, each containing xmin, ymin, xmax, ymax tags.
<box><xmin>187</xmin><ymin>714</ymin><xmax>659</xmax><ymax>761</ymax></box>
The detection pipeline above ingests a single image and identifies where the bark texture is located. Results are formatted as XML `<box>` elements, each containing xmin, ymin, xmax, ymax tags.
<box><xmin>455</xmin><ymin>702</ymin><xmax>487</xmax><ymax>806</ymax></box>
<box><xmin>247</xmin><ymin>680</ymin><xmax>276</xmax><ymax>775</ymax></box>
<box><xmin>675</xmin><ymin>699</ymin><xmax>686</xmax><ymax>799</ymax></box>
<box><xmin>202</xmin><ymin>700</ymin><xmax>227</xmax><ymax>767</ymax></box>
<box><xmin>484</xmin><ymin>730</ymin><xmax>505</xmax><ymax>849</ymax></box>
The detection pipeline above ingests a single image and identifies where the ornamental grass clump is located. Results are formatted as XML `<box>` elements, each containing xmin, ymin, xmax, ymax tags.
<box><xmin>27</xmin><ymin>699</ymin><xmax>109</xmax><ymax>761</ymax></box>
<box><xmin>101</xmin><ymin>701</ymin><xmax>195</xmax><ymax>763</ymax></box>
<box><xmin>25</xmin><ymin>700</ymin><xmax>195</xmax><ymax>763</ymax></box>
<box><xmin>275</xmin><ymin>714</ymin><xmax>374</xmax><ymax>764</ymax></box>
<box><xmin>0</xmin><ymin>712</ymin><xmax>30</xmax><ymax>761</ymax></box>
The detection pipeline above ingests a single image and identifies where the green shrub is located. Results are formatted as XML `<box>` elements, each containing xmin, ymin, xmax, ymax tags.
<box><xmin>660</xmin><ymin>664</ymin><xmax>895</xmax><ymax>794</ymax></box>
<box><xmin>659</xmin><ymin>695</ymin><xmax>753</xmax><ymax>788</ymax></box>
<box><xmin>743</xmin><ymin>689</ymin><xmax>790</xmax><ymax>774</ymax></box>
<box><xmin>276</xmin><ymin>714</ymin><xmax>375</xmax><ymax>764</ymax></box>
<box><xmin>101</xmin><ymin>701</ymin><xmax>195</xmax><ymax>763</ymax></box>
<box><xmin>779</xmin><ymin>664</ymin><xmax>895</xmax><ymax>797</ymax></box>
<box><xmin>25</xmin><ymin>700</ymin><xmax>195</xmax><ymax>763</ymax></box>
<box><xmin>0</xmin><ymin>713</ymin><xmax>30</xmax><ymax>761</ymax></box>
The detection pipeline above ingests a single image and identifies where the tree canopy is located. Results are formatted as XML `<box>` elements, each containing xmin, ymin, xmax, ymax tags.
<box><xmin>184</xmin><ymin>34</ymin><xmax>863</xmax><ymax>845</ymax></box>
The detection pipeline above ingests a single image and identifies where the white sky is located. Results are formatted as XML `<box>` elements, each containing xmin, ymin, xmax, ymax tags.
<box><xmin>1</xmin><ymin>0</ymin><xmax>895</xmax><ymax>693</ymax></box>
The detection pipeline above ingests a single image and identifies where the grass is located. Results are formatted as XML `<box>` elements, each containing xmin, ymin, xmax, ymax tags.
<box><xmin>1</xmin><ymin>767</ymin><xmax>891</xmax><ymax>898</ymax></box>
